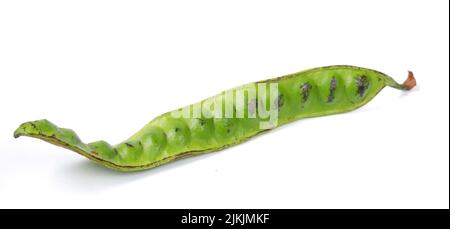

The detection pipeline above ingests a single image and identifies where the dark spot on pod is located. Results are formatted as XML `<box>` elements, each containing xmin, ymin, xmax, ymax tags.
<box><xmin>327</xmin><ymin>77</ymin><xmax>337</xmax><ymax>103</ymax></box>
<box><xmin>189</xmin><ymin>118</ymin><xmax>214</xmax><ymax>142</ymax></box>
<box><xmin>115</xmin><ymin>141</ymin><xmax>143</xmax><ymax>165</ymax></box>
<box><xmin>356</xmin><ymin>76</ymin><xmax>369</xmax><ymax>97</ymax></box>
<box><xmin>125</xmin><ymin>142</ymin><xmax>134</xmax><ymax>148</ymax></box>
<box><xmin>30</xmin><ymin>122</ymin><xmax>37</xmax><ymax>129</ymax></box>
<box><xmin>140</xmin><ymin>127</ymin><xmax>167</xmax><ymax>159</ymax></box>
<box><xmin>300</xmin><ymin>82</ymin><xmax>312</xmax><ymax>102</ymax></box>
<box><xmin>162</xmin><ymin>119</ymin><xmax>191</xmax><ymax>150</ymax></box>
<box><xmin>214</xmin><ymin>118</ymin><xmax>237</xmax><ymax>138</ymax></box>
<box><xmin>274</xmin><ymin>94</ymin><xmax>284</xmax><ymax>109</ymax></box>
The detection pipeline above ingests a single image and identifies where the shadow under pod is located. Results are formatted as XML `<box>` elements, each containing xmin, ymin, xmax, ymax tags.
<box><xmin>54</xmin><ymin>150</ymin><xmax>219</xmax><ymax>192</ymax></box>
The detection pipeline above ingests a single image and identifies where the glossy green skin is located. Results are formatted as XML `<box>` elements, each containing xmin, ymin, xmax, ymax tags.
<box><xmin>14</xmin><ymin>65</ymin><xmax>412</xmax><ymax>171</ymax></box>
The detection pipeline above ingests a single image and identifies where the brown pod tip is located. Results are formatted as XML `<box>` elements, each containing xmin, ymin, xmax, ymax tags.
<box><xmin>402</xmin><ymin>71</ymin><xmax>416</xmax><ymax>90</ymax></box>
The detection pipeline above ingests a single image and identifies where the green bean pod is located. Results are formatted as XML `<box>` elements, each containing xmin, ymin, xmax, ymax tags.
<box><xmin>14</xmin><ymin>65</ymin><xmax>416</xmax><ymax>171</ymax></box>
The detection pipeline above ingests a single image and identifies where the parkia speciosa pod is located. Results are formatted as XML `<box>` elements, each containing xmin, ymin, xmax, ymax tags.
<box><xmin>14</xmin><ymin>65</ymin><xmax>416</xmax><ymax>171</ymax></box>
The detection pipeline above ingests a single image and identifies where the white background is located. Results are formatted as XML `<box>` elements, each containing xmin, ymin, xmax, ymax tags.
<box><xmin>0</xmin><ymin>0</ymin><xmax>448</xmax><ymax>209</ymax></box>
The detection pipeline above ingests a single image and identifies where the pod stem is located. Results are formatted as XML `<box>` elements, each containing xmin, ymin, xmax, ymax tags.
<box><xmin>386</xmin><ymin>71</ymin><xmax>416</xmax><ymax>90</ymax></box>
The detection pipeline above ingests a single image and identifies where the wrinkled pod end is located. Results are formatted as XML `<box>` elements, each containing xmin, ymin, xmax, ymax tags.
<box><xmin>14</xmin><ymin>119</ymin><xmax>51</xmax><ymax>139</ymax></box>
<box><xmin>13</xmin><ymin>119</ymin><xmax>92</xmax><ymax>158</ymax></box>
<box><xmin>13</xmin><ymin>127</ymin><xmax>24</xmax><ymax>138</ymax></box>
<box><xmin>13</xmin><ymin>119</ymin><xmax>134</xmax><ymax>171</ymax></box>
<box><xmin>14</xmin><ymin>119</ymin><xmax>60</xmax><ymax>138</ymax></box>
